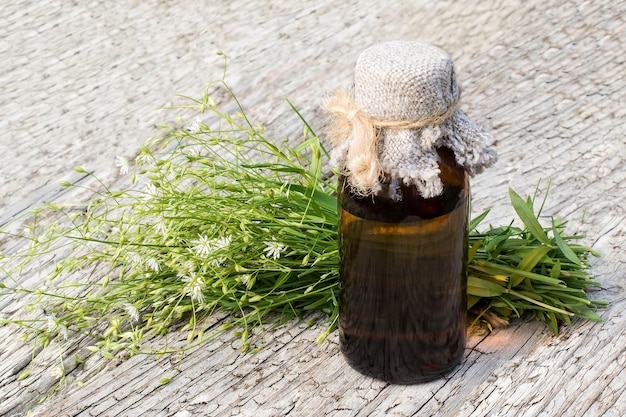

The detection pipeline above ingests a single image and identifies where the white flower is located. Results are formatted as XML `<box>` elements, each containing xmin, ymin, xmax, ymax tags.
<box><xmin>192</xmin><ymin>234</ymin><xmax>233</xmax><ymax>266</ymax></box>
<box><xmin>240</xmin><ymin>274</ymin><xmax>251</xmax><ymax>286</ymax></box>
<box><xmin>240</xmin><ymin>274</ymin><xmax>255</xmax><ymax>289</ymax></box>
<box><xmin>46</xmin><ymin>315</ymin><xmax>56</xmax><ymax>332</ymax></box>
<box><xmin>51</xmin><ymin>366</ymin><xmax>63</xmax><ymax>380</ymax></box>
<box><xmin>184</xmin><ymin>145</ymin><xmax>203</xmax><ymax>156</ymax></box>
<box><xmin>115</xmin><ymin>156</ymin><xmax>130</xmax><ymax>175</ymax></box>
<box><xmin>182</xmin><ymin>272</ymin><xmax>205</xmax><ymax>304</ymax></box>
<box><xmin>182</xmin><ymin>261</ymin><xmax>196</xmax><ymax>274</ymax></box>
<box><xmin>126</xmin><ymin>251</ymin><xmax>142</xmax><ymax>265</ymax></box>
<box><xmin>145</xmin><ymin>183</ymin><xmax>158</xmax><ymax>197</ymax></box>
<box><xmin>263</xmin><ymin>239</ymin><xmax>285</xmax><ymax>260</ymax></box>
<box><xmin>154</xmin><ymin>215</ymin><xmax>168</xmax><ymax>237</ymax></box>
<box><xmin>146</xmin><ymin>257</ymin><xmax>160</xmax><ymax>272</ymax></box>
<box><xmin>186</xmin><ymin>117</ymin><xmax>202</xmax><ymax>133</ymax></box>
<box><xmin>58</xmin><ymin>323</ymin><xmax>68</xmax><ymax>340</ymax></box>
<box><xmin>136</xmin><ymin>152</ymin><xmax>153</xmax><ymax>166</ymax></box>
<box><xmin>210</xmin><ymin>235</ymin><xmax>233</xmax><ymax>266</ymax></box>
<box><xmin>124</xmin><ymin>303</ymin><xmax>140</xmax><ymax>323</ymax></box>
<box><xmin>45</xmin><ymin>315</ymin><xmax>68</xmax><ymax>340</ymax></box>
<box><xmin>192</xmin><ymin>235</ymin><xmax>212</xmax><ymax>257</ymax></box>
<box><xmin>214</xmin><ymin>235</ymin><xmax>232</xmax><ymax>249</ymax></box>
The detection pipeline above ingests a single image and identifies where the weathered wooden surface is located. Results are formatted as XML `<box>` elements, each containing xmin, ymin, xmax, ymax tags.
<box><xmin>1</xmin><ymin>0</ymin><xmax>625</xmax><ymax>416</ymax></box>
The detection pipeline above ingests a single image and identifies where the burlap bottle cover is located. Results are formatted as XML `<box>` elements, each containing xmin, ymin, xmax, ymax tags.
<box><xmin>323</xmin><ymin>40</ymin><xmax>497</xmax><ymax>199</ymax></box>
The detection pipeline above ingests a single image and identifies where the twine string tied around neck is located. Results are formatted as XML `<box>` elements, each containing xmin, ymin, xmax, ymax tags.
<box><xmin>322</xmin><ymin>88</ymin><xmax>459</xmax><ymax>195</ymax></box>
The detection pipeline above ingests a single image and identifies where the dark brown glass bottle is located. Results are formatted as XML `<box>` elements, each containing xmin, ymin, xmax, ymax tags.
<box><xmin>338</xmin><ymin>147</ymin><xmax>469</xmax><ymax>384</ymax></box>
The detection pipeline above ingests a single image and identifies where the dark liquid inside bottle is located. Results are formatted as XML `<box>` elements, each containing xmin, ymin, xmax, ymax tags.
<box><xmin>338</xmin><ymin>147</ymin><xmax>469</xmax><ymax>384</ymax></box>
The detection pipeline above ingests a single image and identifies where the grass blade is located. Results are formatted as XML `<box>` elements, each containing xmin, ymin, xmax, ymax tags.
<box><xmin>517</xmin><ymin>246</ymin><xmax>552</xmax><ymax>272</ymax></box>
<box><xmin>508</xmin><ymin>188</ymin><xmax>551</xmax><ymax>245</ymax></box>
<box><xmin>468</xmin><ymin>276</ymin><xmax>505</xmax><ymax>297</ymax></box>
<box><xmin>469</xmin><ymin>209</ymin><xmax>490</xmax><ymax>231</ymax></box>
<box><xmin>552</xmin><ymin>219</ymin><xmax>582</xmax><ymax>266</ymax></box>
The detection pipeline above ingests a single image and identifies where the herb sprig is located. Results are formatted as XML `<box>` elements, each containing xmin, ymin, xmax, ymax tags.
<box><xmin>467</xmin><ymin>187</ymin><xmax>606</xmax><ymax>334</ymax></box>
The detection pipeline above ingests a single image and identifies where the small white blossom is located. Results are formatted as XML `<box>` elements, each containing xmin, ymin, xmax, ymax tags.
<box><xmin>46</xmin><ymin>315</ymin><xmax>56</xmax><ymax>332</ymax></box>
<box><xmin>210</xmin><ymin>235</ymin><xmax>232</xmax><ymax>266</ymax></box>
<box><xmin>192</xmin><ymin>235</ymin><xmax>212</xmax><ymax>257</ymax></box>
<box><xmin>263</xmin><ymin>239</ymin><xmax>285</xmax><ymax>260</ymax></box>
<box><xmin>240</xmin><ymin>274</ymin><xmax>255</xmax><ymax>289</ymax></box>
<box><xmin>124</xmin><ymin>303</ymin><xmax>140</xmax><ymax>323</ymax></box>
<box><xmin>181</xmin><ymin>272</ymin><xmax>205</xmax><ymax>304</ymax></box>
<box><xmin>115</xmin><ymin>156</ymin><xmax>130</xmax><ymax>175</ymax></box>
<box><xmin>184</xmin><ymin>145</ymin><xmax>203</xmax><ymax>156</ymax></box>
<box><xmin>192</xmin><ymin>234</ymin><xmax>233</xmax><ymax>266</ymax></box>
<box><xmin>58</xmin><ymin>323</ymin><xmax>68</xmax><ymax>340</ymax></box>
<box><xmin>145</xmin><ymin>183</ymin><xmax>158</xmax><ymax>197</ymax></box>
<box><xmin>240</xmin><ymin>274</ymin><xmax>251</xmax><ymax>286</ymax></box>
<box><xmin>154</xmin><ymin>215</ymin><xmax>168</xmax><ymax>237</ymax></box>
<box><xmin>45</xmin><ymin>315</ymin><xmax>68</xmax><ymax>340</ymax></box>
<box><xmin>182</xmin><ymin>261</ymin><xmax>196</xmax><ymax>274</ymax></box>
<box><xmin>215</xmin><ymin>235</ymin><xmax>233</xmax><ymax>249</ymax></box>
<box><xmin>146</xmin><ymin>257</ymin><xmax>160</xmax><ymax>272</ymax></box>
<box><xmin>51</xmin><ymin>366</ymin><xmax>63</xmax><ymax>380</ymax></box>
<box><xmin>186</xmin><ymin>117</ymin><xmax>203</xmax><ymax>133</ymax></box>
<box><xmin>126</xmin><ymin>251</ymin><xmax>142</xmax><ymax>265</ymax></box>
<box><xmin>136</xmin><ymin>152</ymin><xmax>153</xmax><ymax>166</ymax></box>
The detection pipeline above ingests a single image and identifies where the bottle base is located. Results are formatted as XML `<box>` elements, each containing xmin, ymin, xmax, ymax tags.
<box><xmin>342</xmin><ymin>353</ymin><xmax>463</xmax><ymax>385</ymax></box>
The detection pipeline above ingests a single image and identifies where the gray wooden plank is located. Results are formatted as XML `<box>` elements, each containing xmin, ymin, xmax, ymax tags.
<box><xmin>1</xmin><ymin>0</ymin><xmax>625</xmax><ymax>416</ymax></box>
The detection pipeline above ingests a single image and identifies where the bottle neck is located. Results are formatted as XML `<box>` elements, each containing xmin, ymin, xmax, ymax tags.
<box><xmin>339</xmin><ymin>147</ymin><xmax>468</xmax><ymax>222</ymax></box>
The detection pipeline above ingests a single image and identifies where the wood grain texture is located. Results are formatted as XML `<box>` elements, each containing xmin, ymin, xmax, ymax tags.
<box><xmin>1</xmin><ymin>0</ymin><xmax>624</xmax><ymax>416</ymax></box>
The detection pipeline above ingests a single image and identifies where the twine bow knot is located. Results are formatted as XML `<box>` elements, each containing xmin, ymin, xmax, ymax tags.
<box><xmin>322</xmin><ymin>89</ymin><xmax>459</xmax><ymax>195</ymax></box>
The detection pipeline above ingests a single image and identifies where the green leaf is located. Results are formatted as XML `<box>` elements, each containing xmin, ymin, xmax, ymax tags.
<box><xmin>509</xmin><ymin>289</ymin><xmax>574</xmax><ymax>316</ymax></box>
<box><xmin>469</xmin><ymin>209</ymin><xmax>490</xmax><ymax>231</ymax></box>
<box><xmin>468</xmin><ymin>240</ymin><xmax>482</xmax><ymax>263</ymax></box>
<box><xmin>572</xmin><ymin>304</ymin><xmax>604</xmax><ymax>321</ymax></box>
<box><xmin>17</xmin><ymin>370</ymin><xmax>30</xmax><ymax>381</ymax></box>
<box><xmin>272</xmin><ymin>272</ymin><xmax>291</xmax><ymax>291</ymax></box>
<box><xmin>550</xmin><ymin>259</ymin><xmax>562</xmax><ymax>279</ymax></box>
<box><xmin>508</xmin><ymin>188</ymin><xmax>551</xmax><ymax>245</ymax></box>
<box><xmin>303</xmin><ymin>296</ymin><xmax>331</xmax><ymax>310</ymax></box>
<box><xmin>100</xmin><ymin>350</ymin><xmax>114</xmax><ymax>360</ymax></box>
<box><xmin>484</xmin><ymin>234</ymin><xmax>511</xmax><ymax>254</ymax></box>
<box><xmin>546</xmin><ymin>311</ymin><xmax>559</xmax><ymax>335</ymax></box>
<box><xmin>467</xmin><ymin>295</ymin><xmax>481</xmax><ymax>309</ymax></box>
<box><xmin>286</xmin><ymin>183</ymin><xmax>337</xmax><ymax>213</ymax></box>
<box><xmin>517</xmin><ymin>246</ymin><xmax>552</xmax><ymax>272</ymax></box>
<box><xmin>510</xmin><ymin>246</ymin><xmax>553</xmax><ymax>286</ymax></box>
<box><xmin>509</xmin><ymin>274</ymin><xmax>525</xmax><ymax>288</ymax></box>
<box><xmin>552</xmin><ymin>219</ymin><xmax>582</xmax><ymax>266</ymax></box>
<box><xmin>473</xmin><ymin>260</ymin><xmax>563</xmax><ymax>286</ymax></box>
<box><xmin>467</xmin><ymin>276</ymin><xmax>505</xmax><ymax>297</ymax></box>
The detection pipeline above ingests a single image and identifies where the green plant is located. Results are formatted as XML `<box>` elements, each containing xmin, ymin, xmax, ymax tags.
<box><xmin>467</xmin><ymin>186</ymin><xmax>606</xmax><ymax>334</ymax></box>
